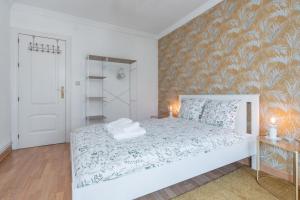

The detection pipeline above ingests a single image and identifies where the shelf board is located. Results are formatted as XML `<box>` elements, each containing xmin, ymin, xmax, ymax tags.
<box><xmin>87</xmin><ymin>76</ymin><xmax>106</xmax><ymax>80</ymax></box>
<box><xmin>86</xmin><ymin>115</ymin><xmax>106</xmax><ymax>121</ymax></box>
<box><xmin>87</xmin><ymin>55</ymin><xmax>136</xmax><ymax>64</ymax></box>
<box><xmin>87</xmin><ymin>97</ymin><xmax>105</xmax><ymax>101</ymax></box>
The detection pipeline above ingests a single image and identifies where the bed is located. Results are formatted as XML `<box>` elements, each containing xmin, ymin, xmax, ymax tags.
<box><xmin>71</xmin><ymin>94</ymin><xmax>259</xmax><ymax>200</ymax></box>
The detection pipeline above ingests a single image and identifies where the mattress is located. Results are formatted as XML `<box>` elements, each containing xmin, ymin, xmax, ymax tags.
<box><xmin>71</xmin><ymin>118</ymin><xmax>245</xmax><ymax>188</ymax></box>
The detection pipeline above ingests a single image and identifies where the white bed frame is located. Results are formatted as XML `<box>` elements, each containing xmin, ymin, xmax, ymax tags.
<box><xmin>72</xmin><ymin>94</ymin><xmax>260</xmax><ymax>200</ymax></box>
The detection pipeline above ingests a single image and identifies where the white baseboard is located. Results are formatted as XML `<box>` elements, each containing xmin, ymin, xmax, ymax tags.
<box><xmin>0</xmin><ymin>142</ymin><xmax>12</xmax><ymax>154</ymax></box>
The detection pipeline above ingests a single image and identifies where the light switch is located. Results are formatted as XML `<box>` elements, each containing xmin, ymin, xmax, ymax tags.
<box><xmin>75</xmin><ymin>81</ymin><xmax>81</xmax><ymax>86</ymax></box>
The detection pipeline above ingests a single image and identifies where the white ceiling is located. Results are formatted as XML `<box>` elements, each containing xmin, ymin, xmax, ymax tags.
<box><xmin>14</xmin><ymin>0</ymin><xmax>212</xmax><ymax>35</ymax></box>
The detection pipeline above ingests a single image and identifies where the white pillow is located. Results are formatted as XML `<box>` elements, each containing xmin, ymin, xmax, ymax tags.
<box><xmin>200</xmin><ymin>100</ymin><xmax>240</xmax><ymax>129</ymax></box>
<box><xmin>179</xmin><ymin>98</ymin><xmax>206</xmax><ymax>121</ymax></box>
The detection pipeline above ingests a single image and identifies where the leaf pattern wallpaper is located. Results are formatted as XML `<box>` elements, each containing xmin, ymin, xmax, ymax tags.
<box><xmin>158</xmin><ymin>0</ymin><xmax>300</xmax><ymax>174</ymax></box>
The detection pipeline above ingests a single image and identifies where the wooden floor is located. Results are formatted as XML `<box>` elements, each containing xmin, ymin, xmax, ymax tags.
<box><xmin>0</xmin><ymin>144</ymin><xmax>243</xmax><ymax>200</ymax></box>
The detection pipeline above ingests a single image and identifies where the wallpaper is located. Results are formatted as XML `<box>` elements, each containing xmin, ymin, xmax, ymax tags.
<box><xmin>158</xmin><ymin>0</ymin><xmax>300</xmax><ymax>173</ymax></box>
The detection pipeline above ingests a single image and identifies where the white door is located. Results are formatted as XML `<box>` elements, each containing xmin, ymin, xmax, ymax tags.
<box><xmin>18</xmin><ymin>34</ymin><xmax>66</xmax><ymax>148</ymax></box>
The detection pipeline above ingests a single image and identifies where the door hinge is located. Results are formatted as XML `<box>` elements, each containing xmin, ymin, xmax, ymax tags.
<box><xmin>18</xmin><ymin>97</ymin><xmax>20</xmax><ymax>102</ymax></box>
<box><xmin>18</xmin><ymin>62</ymin><xmax>20</xmax><ymax>68</ymax></box>
<box><xmin>17</xmin><ymin>134</ymin><xmax>20</xmax><ymax>140</ymax></box>
<box><xmin>18</xmin><ymin>37</ymin><xmax>20</xmax><ymax>44</ymax></box>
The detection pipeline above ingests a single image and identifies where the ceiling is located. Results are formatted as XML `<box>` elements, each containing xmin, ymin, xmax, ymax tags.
<box><xmin>14</xmin><ymin>0</ymin><xmax>211</xmax><ymax>35</ymax></box>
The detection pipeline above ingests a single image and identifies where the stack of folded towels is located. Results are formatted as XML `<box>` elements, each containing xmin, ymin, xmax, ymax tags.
<box><xmin>105</xmin><ymin>118</ymin><xmax>146</xmax><ymax>140</ymax></box>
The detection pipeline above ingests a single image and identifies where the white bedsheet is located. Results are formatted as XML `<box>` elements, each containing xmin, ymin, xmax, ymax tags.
<box><xmin>71</xmin><ymin>118</ymin><xmax>245</xmax><ymax>188</ymax></box>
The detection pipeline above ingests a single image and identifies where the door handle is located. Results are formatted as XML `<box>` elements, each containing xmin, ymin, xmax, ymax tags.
<box><xmin>60</xmin><ymin>86</ymin><xmax>65</xmax><ymax>99</ymax></box>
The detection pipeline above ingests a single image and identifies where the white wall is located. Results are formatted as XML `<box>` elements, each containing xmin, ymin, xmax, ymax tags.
<box><xmin>0</xmin><ymin>0</ymin><xmax>12</xmax><ymax>152</ymax></box>
<box><xmin>10</xmin><ymin>4</ymin><xmax>158</xmax><ymax>137</ymax></box>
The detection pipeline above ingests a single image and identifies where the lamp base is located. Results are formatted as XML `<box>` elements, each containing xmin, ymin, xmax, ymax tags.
<box><xmin>265</xmin><ymin>136</ymin><xmax>282</xmax><ymax>141</ymax></box>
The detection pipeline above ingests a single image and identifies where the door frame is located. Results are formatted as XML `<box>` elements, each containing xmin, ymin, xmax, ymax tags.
<box><xmin>11</xmin><ymin>28</ymin><xmax>72</xmax><ymax>149</ymax></box>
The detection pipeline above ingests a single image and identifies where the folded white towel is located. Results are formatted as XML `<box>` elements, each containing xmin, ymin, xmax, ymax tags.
<box><xmin>105</xmin><ymin>118</ymin><xmax>132</xmax><ymax>130</ymax></box>
<box><xmin>106</xmin><ymin>118</ymin><xmax>146</xmax><ymax>140</ymax></box>
<box><xmin>107</xmin><ymin>126</ymin><xmax>124</xmax><ymax>136</ymax></box>
<box><xmin>123</xmin><ymin>122</ymin><xmax>140</xmax><ymax>132</ymax></box>
<box><xmin>107</xmin><ymin>124</ymin><xmax>142</xmax><ymax>136</ymax></box>
<box><xmin>113</xmin><ymin>127</ymin><xmax>146</xmax><ymax>140</ymax></box>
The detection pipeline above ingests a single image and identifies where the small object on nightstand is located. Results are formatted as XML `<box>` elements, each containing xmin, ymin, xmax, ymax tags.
<box><xmin>168</xmin><ymin>105</ymin><xmax>173</xmax><ymax>118</ymax></box>
<box><xmin>268</xmin><ymin>117</ymin><xmax>278</xmax><ymax>140</ymax></box>
<box><xmin>264</xmin><ymin>135</ymin><xmax>281</xmax><ymax>141</ymax></box>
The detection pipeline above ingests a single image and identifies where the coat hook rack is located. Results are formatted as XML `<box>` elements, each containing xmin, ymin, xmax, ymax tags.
<box><xmin>28</xmin><ymin>36</ymin><xmax>62</xmax><ymax>54</ymax></box>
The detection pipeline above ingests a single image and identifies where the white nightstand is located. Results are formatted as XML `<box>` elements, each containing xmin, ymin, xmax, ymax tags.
<box><xmin>150</xmin><ymin>115</ymin><xmax>167</xmax><ymax>119</ymax></box>
<box><xmin>257</xmin><ymin>136</ymin><xmax>299</xmax><ymax>200</ymax></box>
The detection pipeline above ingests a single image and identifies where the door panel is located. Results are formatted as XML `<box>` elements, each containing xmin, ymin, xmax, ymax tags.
<box><xmin>18</xmin><ymin>34</ymin><xmax>66</xmax><ymax>148</ymax></box>
<box><xmin>31</xmin><ymin>52</ymin><xmax>57</xmax><ymax>104</ymax></box>
<box><xmin>29</xmin><ymin>115</ymin><xmax>56</xmax><ymax>132</ymax></box>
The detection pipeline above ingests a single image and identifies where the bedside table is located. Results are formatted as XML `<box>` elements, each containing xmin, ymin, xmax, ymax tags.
<box><xmin>150</xmin><ymin>115</ymin><xmax>168</xmax><ymax>119</ymax></box>
<box><xmin>257</xmin><ymin>136</ymin><xmax>299</xmax><ymax>200</ymax></box>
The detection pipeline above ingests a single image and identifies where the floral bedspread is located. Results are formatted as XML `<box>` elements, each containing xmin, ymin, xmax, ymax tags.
<box><xmin>71</xmin><ymin>118</ymin><xmax>244</xmax><ymax>188</ymax></box>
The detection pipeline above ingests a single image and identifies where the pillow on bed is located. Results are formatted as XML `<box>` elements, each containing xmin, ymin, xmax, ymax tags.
<box><xmin>179</xmin><ymin>98</ymin><xmax>206</xmax><ymax>121</ymax></box>
<box><xmin>200</xmin><ymin>100</ymin><xmax>240</xmax><ymax>129</ymax></box>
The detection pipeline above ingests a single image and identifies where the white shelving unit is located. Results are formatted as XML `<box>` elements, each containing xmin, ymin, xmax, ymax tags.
<box><xmin>85</xmin><ymin>55</ymin><xmax>136</xmax><ymax>125</ymax></box>
<box><xmin>86</xmin><ymin>55</ymin><xmax>106</xmax><ymax>125</ymax></box>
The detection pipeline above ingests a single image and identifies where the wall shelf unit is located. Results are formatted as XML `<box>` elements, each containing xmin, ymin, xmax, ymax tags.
<box><xmin>85</xmin><ymin>54</ymin><xmax>137</xmax><ymax>125</ymax></box>
<box><xmin>87</xmin><ymin>55</ymin><xmax>136</xmax><ymax>64</ymax></box>
<box><xmin>86</xmin><ymin>115</ymin><xmax>106</xmax><ymax>120</ymax></box>
<box><xmin>87</xmin><ymin>97</ymin><xmax>106</xmax><ymax>101</ymax></box>
<box><xmin>87</xmin><ymin>76</ymin><xmax>106</xmax><ymax>80</ymax></box>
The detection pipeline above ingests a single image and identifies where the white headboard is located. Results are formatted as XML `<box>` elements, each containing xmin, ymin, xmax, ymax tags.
<box><xmin>179</xmin><ymin>94</ymin><xmax>260</xmax><ymax>136</ymax></box>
